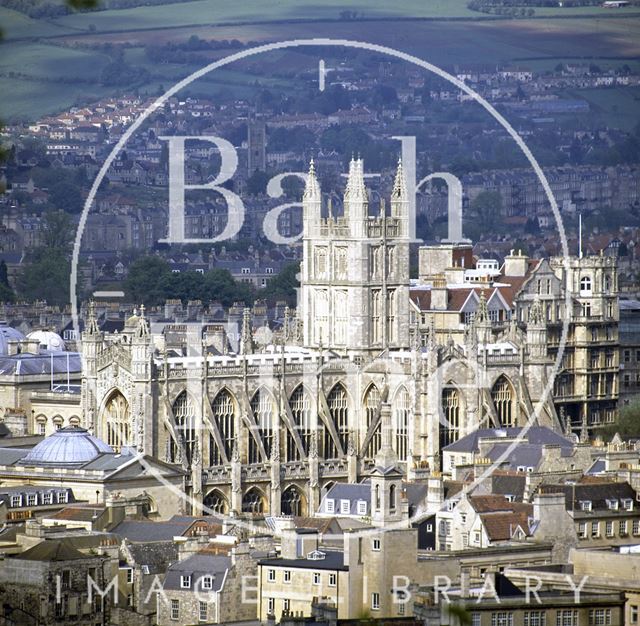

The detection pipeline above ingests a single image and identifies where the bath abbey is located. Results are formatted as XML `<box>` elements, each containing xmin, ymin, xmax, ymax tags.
<box><xmin>0</xmin><ymin>159</ymin><xmax>620</xmax><ymax>519</ymax></box>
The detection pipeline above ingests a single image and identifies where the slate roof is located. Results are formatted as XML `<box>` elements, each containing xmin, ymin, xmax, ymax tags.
<box><xmin>552</xmin><ymin>481</ymin><xmax>639</xmax><ymax>513</ymax></box>
<box><xmin>111</xmin><ymin>516</ymin><xmax>218</xmax><ymax>543</ymax></box>
<box><xmin>127</xmin><ymin>541</ymin><xmax>179</xmax><ymax>575</ymax></box>
<box><xmin>163</xmin><ymin>553</ymin><xmax>231</xmax><ymax>591</ymax></box>
<box><xmin>491</xmin><ymin>473</ymin><xmax>527</xmax><ymax>500</ymax></box>
<box><xmin>443</xmin><ymin>426</ymin><xmax>573</xmax><ymax>454</ymax></box>
<box><xmin>259</xmin><ymin>550</ymin><xmax>348</xmax><ymax>571</ymax></box>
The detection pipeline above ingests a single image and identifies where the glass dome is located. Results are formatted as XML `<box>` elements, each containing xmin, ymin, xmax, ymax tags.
<box><xmin>21</xmin><ymin>426</ymin><xmax>113</xmax><ymax>466</ymax></box>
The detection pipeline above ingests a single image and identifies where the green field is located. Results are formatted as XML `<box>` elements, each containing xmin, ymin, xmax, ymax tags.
<box><xmin>1</xmin><ymin>0</ymin><xmax>640</xmax><ymax>122</ymax></box>
<box><xmin>43</xmin><ymin>0</ymin><xmax>640</xmax><ymax>35</ymax></box>
<box><xmin>563</xmin><ymin>86</ymin><xmax>640</xmax><ymax>131</ymax></box>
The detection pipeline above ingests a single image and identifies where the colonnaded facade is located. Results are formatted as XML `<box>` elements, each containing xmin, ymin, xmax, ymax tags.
<box><xmin>80</xmin><ymin>159</ymin><xmax>568</xmax><ymax>518</ymax></box>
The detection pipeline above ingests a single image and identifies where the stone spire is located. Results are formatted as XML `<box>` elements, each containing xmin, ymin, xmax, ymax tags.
<box><xmin>344</xmin><ymin>157</ymin><xmax>368</xmax><ymax>221</ymax></box>
<box><xmin>392</xmin><ymin>158</ymin><xmax>407</xmax><ymax>200</ymax></box>
<box><xmin>240</xmin><ymin>307</ymin><xmax>253</xmax><ymax>355</ymax></box>
<box><xmin>135</xmin><ymin>303</ymin><xmax>149</xmax><ymax>338</ymax></box>
<box><xmin>374</xmin><ymin>401</ymin><xmax>399</xmax><ymax>471</ymax></box>
<box><xmin>86</xmin><ymin>300</ymin><xmax>100</xmax><ymax>336</ymax></box>
<box><xmin>303</xmin><ymin>159</ymin><xmax>321</xmax><ymax>201</ymax></box>
<box><xmin>302</xmin><ymin>159</ymin><xmax>321</xmax><ymax>229</ymax></box>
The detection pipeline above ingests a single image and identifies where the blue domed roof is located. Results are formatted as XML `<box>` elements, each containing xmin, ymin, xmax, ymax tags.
<box><xmin>0</xmin><ymin>322</ymin><xmax>24</xmax><ymax>355</ymax></box>
<box><xmin>21</xmin><ymin>426</ymin><xmax>113</xmax><ymax>466</ymax></box>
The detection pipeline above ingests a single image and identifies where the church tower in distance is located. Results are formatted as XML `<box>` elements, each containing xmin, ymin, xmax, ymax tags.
<box><xmin>300</xmin><ymin>158</ymin><xmax>410</xmax><ymax>356</ymax></box>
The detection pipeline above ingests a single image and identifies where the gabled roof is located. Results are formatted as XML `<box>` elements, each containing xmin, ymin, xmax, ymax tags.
<box><xmin>163</xmin><ymin>553</ymin><xmax>232</xmax><ymax>591</ymax></box>
<box><xmin>18</xmin><ymin>539</ymin><xmax>89</xmax><ymax>562</ymax></box>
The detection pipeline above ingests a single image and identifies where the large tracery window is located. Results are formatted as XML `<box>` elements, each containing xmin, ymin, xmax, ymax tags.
<box><xmin>288</xmin><ymin>386</ymin><xmax>311</xmax><ymax>461</ymax></box>
<box><xmin>394</xmin><ymin>387</ymin><xmax>411</xmax><ymax>460</ymax></box>
<box><xmin>249</xmin><ymin>389</ymin><xmax>274</xmax><ymax>463</ymax></box>
<box><xmin>104</xmin><ymin>392</ymin><xmax>131</xmax><ymax>453</ymax></box>
<box><xmin>281</xmin><ymin>485</ymin><xmax>305</xmax><ymax>516</ymax></box>
<box><xmin>364</xmin><ymin>385</ymin><xmax>381</xmax><ymax>459</ymax></box>
<box><xmin>203</xmin><ymin>489</ymin><xmax>228</xmax><ymax>515</ymax></box>
<box><xmin>242</xmin><ymin>487</ymin><xmax>265</xmax><ymax>514</ymax></box>
<box><xmin>210</xmin><ymin>390</ymin><xmax>235</xmax><ymax>465</ymax></box>
<box><xmin>172</xmin><ymin>392</ymin><xmax>197</xmax><ymax>465</ymax></box>
<box><xmin>440</xmin><ymin>387</ymin><xmax>461</xmax><ymax>449</ymax></box>
<box><xmin>491</xmin><ymin>376</ymin><xmax>515</xmax><ymax>427</ymax></box>
<box><xmin>324</xmin><ymin>384</ymin><xmax>349</xmax><ymax>459</ymax></box>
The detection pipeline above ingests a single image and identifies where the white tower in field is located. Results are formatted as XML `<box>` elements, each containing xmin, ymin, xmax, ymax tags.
<box><xmin>300</xmin><ymin>158</ymin><xmax>410</xmax><ymax>355</ymax></box>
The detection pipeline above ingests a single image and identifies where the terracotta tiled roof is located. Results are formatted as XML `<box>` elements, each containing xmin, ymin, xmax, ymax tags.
<box><xmin>480</xmin><ymin>507</ymin><xmax>533</xmax><ymax>541</ymax></box>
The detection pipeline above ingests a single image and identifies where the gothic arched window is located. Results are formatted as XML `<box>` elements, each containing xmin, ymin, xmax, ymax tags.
<box><xmin>364</xmin><ymin>385</ymin><xmax>381</xmax><ymax>459</ymax></box>
<box><xmin>440</xmin><ymin>387</ymin><xmax>461</xmax><ymax>449</ymax></box>
<box><xmin>172</xmin><ymin>392</ymin><xmax>196</xmax><ymax>465</ymax></box>
<box><xmin>242</xmin><ymin>487</ymin><xmax>265</xmax><ymax>514</ymax></box>
<box><xmin>249</xmin><ymin>389</ymin><xmax>274</xmax><ymax>463</ymax></box>
<box><xmin>289</xmin><ymin>386</ymin><xmax>311</xmax><ymax>461</ymax></box>
<box><xmin>325</xmin><ymin>384</ymin><xmax>348</xmax><ymax>459</ymax></box>
<box><xmin>203</xmin><ymin>489</ymin><xmax>228</xmax><ymax>515</ymax></box>
<box><xmin>210</xmin><ymin>390</ymin><xmax>235</xmax><ymax>465</ymax></box>
<box><xmin>492</xmin><ymin>376</ymin><xmax>515</xmax><ymax>427</ymax></box>
<box><xmin>390</xmin><ymin>484</ymin><xmax>397</xmax><ymax>511</ymax></box>
<box><xmin>394</xmin><ymin>387</ymin><xmax>411</xmax><ymax>460</ymax></box>
<box><xmin>104</xmin><ymin>391</ymin><xmax>131</xmax><ymax>453</ymax></box>
<box><xmin>281</xmin><ymin>485</ymin><xmax>305</xmax><ymax>516</ymax></box>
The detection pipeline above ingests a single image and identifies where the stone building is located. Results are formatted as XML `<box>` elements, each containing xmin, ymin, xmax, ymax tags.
<box><xmin>76</xmin><ymin>159</ymin><xmax>580</xmax><ymax>519</ymax></box>
<box><xmin>0</xmin><ymin>538</ymin><xmax>113</xmax><ymax>625</ymax></box>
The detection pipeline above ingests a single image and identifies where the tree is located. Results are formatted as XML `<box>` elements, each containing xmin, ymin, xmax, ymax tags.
<box><xmin>123</xmin><ymin>256</ymin><xmax>171</xmax><ymax>305</ymax></box>
<box><xmin>17</xmin><ymin>248</ymin><xmax>70</xmax><ymax>306</ymax></box>
<box><xmin>42</xmin><ymin>210</ymin><xmax>73</xmax><ymax>250</ymax></box>
<box><xmin>601</xmin><ymin>401</ymin><xmax>640</xmax><ymax>441</ymax></box>
<box><xmin>246</xmin><ymin>170</ymin><xmax>270</xmax><ymax>196</ymax></box>
<box><xmin>470</xmin><ymin>191</ymin><xmax>503</xmax><ymax>234</ymax></box>
<box><xmin>0</xmin><ymin>260</ymin><xmax>14</xmax><ymax>303</ymax></box>
<box><xmin>261</xmin><ymin>262</ymin><xmax>300</xmax><ymax>305</ymax></box>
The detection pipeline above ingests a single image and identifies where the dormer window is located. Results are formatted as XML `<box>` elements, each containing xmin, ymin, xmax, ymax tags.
<box><xmin>606</xmin><ymin>499</ymin><xmax>619</xmax><ymax>510</ymax></box>
<box><xmin>340</xmin><ymin>499</ymin><xmax>350</xmax><ymax>515</ymax></box>
<box><xmin>622</xmin><ymin>498</ymin><xmax>633</xmax><ymax>511</ymax></box>
<box><xmin>10</xmin><ymin>495</ymin><xmax>22</xmax><ymax>507</ymax></box>
<box><xmin>202</xmin><ymin>576</ymin><xmax>213</xmax><ymax>590</ymax></box>
<box><xmin>356</xmin><ymin>500</ymin><xmax>367</xmax><ymax>516</ymax></box>
<box><xmin>325</xmin><ymin>498</ymin><xmax>335</xmax><ymax>514</ymax></box>
<box><xmin>580</xmin><ymin>500</ymin><xmax>592</xmax><ymax>512</ymax></box>
<box><xmin>180</xmin><ymin>575</ymin><xmax>191</xmax><ymax>589</ymax></box>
